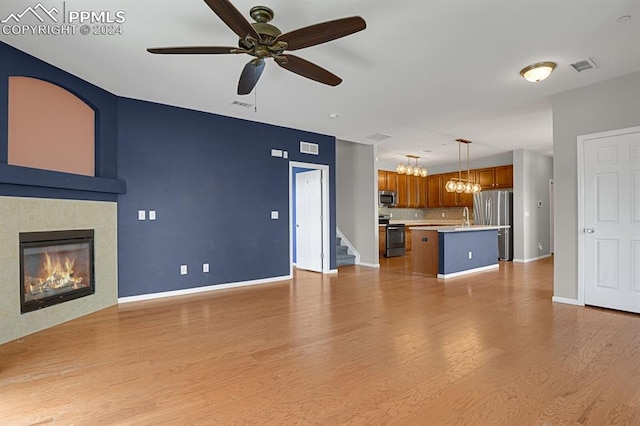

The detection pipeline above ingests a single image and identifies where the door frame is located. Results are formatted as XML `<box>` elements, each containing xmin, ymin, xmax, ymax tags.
<box><xmin>289</xmin><ymin>161</ymin><xmax>331</xmax><ymax>274</ymax></box>
<box><xmin>577</xmin><ymin>125</ymin><xmax>640</xmax><ymax>306</ymax></box>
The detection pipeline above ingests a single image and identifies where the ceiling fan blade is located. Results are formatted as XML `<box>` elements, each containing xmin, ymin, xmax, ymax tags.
<box><xmin>278</xmin><ymin>16</ymin><xmax>366</xmax><ymax>51</ymax></box>
<box><xmin>203</xmin><ymin>0</ymin><xmax>260</xmax><ymax>40</ymax></box>
<box><xmin>276</xmin><ymin>55</ymin><xmax>342</xmax><ymax>87</ymax></box>
<box><xmin>147</xmin><ymin>46</ymin><xmax>237</xmax><ymax>54</ymax></box>
<box><xmin>238</xmin><ymin>59</ymin><xmax>265</xmax><ymax>95</ymax></box>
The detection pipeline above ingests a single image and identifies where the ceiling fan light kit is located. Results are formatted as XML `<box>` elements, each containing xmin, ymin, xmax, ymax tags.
<box><xmin>444</xmin><ymin>139</ymin><xmax>482</xmax><ymax>194</ymax></box>
<box><xmin>520</xmin><ymin>61</ymin><xmax>556</xmax><ymax>82</ymax></box>
<box><xmin>147</xmin><ymin>0</ymin><xmax>366</xmax><ymax>95</ymax></box>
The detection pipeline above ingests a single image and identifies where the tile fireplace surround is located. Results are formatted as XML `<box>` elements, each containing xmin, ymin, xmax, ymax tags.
<box><xmin>0</xmin><ymin>196</ymin><xmax>118</xmax><ymax>345</ymax></box>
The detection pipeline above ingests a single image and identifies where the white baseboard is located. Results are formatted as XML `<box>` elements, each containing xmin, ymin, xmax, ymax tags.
<box><xmin>552</xmin><ymin>296</ymin><xmax>580</xmax><ymax>306</ymax></box>
<box><xmin>328</xmin><ymin>269</ymin><xmax>338</xmax><ymax>274</ymax></box>
<box><xmin>118</xmin><ymin>274</ymin><xmax>292</xmax><ymax>304</ymax></box>
<box><xmin>357</xmin><ymin>262</ymin><xmax>380</xmax><ymax>268</ymax></box>
<box><xmin>437</xmin><ymin>263</ymin><xmax>499</xmax><ymax>279</ymax></box>
<box><xmin>513</xmin><ymin>254</ymin><xmax>552</xmax><ymax>263</ymax></box>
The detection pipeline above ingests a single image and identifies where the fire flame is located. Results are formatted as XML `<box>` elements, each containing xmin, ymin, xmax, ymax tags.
<box><xmin>38</xmin><ymin>252</ymin><xmax>83</xmax><ymax>290</ymax></box>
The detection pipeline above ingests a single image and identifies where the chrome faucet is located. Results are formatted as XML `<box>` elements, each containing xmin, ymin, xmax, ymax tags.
<box><xmin>462</xmin><ymin>206</ymin><xmax>470</xmax><ymax>227</ymax></box>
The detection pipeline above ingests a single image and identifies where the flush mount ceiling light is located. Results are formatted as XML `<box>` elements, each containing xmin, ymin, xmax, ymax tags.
<box><xmin>397</xmin><ymin>155</ymin><xmax>428</xmax><ymax>177</ymax></box>
<box><xmin>520</xmin><ymin>61</ymin><xmax>556</xmax><ymax>82</ymax></box>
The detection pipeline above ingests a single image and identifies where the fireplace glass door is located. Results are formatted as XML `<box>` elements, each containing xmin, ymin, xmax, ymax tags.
<box><xmin>20</xmin><ymin>230</ymin><xmax>95</xmax><ymax>314</ymax></box>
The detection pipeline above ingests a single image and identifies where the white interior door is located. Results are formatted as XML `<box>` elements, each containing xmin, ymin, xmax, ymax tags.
<box><xmin>296</xmin><ymin>169</ymin><xmax>323</xmax><ymax>272</ymax></box>
<box><xmin>581</xmin><ymin>129</ymin><xmax>640</xmax><ymax>313</ymax></box>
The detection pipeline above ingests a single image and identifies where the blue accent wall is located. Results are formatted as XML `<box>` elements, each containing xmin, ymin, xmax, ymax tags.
<box><xmin>116</xmin><ymin>98</ymin><xmax>336</xmax><ymax>297</ymax></box>
<box><xmin>2</xmin><ymin>41</ymin><xmax>337</xmax><ymax>298</ymax></box>
<box><xmin>438</xmin><ymin>230</ymin><xmax>498</xmax><ymax>274</ymax></box>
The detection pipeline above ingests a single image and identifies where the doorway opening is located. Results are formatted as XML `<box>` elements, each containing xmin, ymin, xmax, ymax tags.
<box><xmin>289</xmin><ymin>162</ymin><xmax>331</xmax><ymax>274</ymax></box>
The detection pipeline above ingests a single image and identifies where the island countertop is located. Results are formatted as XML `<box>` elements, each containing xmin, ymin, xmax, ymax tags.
<box><xmin>410</xmin><ymin>225</ymin><xmax>509</xmax><ymax>233</ymax></box>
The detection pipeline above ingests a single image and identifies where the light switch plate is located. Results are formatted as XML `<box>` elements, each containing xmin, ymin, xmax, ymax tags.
<box><xmin>271</xmin><ymin>211</ymin><xmax>279</xmax><ymax>220</ymax></box>
<box><xmin>203</xmin><ymin>263</ymin><xmax>209</xmax><ymax>273</ymax></box>
<box><xmin>271</xmin><ymin>149</ymin><xmax>283</xmax><ymax>157</ymax></box>
<box><xmin>180</xmin><ymin>265</ymin><xmax>187</xmax><ymax>275</ymax></box>
<box><xmin>138</xmin><ymin>210</ymin><xmax>146</xmax><ymax>221</ymax></box>
<box><xmin>149</xmin><ymin>210</ymin><xmax>156</xmax><ymax>220</ymax></box>
<box><xmin>283</xmin><ymin>151</ymin><xmax>288</xmax><ymax>159</ymax></box>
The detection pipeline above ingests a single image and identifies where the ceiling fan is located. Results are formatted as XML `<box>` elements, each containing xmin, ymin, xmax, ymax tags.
<box><xmin>147</xmin><ymin>0</ymin><xmax>367</xmax><ymax>95</ymax></box>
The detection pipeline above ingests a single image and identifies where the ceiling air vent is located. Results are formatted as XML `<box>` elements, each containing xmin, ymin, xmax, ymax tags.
<box><xmin>366</xmin><ymin>133</ymin><xmax>391</xmax><ymax>142</ymax></box>
<box><xmin>569</xmin><ymin>57</ymin><xmax>598</xmax><ymax>73</ymax></box>
<box><xmin>300</xmin><ymin>141</ymin><xmax>319</xmax><ymax>155</ymax></box>
<box><xmin>231</xmin><ymin>100</ymin><xmax>254</xmax><ymax>108</ymax></box>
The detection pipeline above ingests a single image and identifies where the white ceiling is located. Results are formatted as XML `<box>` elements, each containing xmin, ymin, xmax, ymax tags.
<box><xmin>2</xmin><ymin>0</ymin><xmax>639</xmax><ymax>168</ymax></box>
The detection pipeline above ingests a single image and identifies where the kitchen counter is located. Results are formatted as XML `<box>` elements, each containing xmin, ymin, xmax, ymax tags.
<box><xmin>389</xmin><ymin>219</ymin><xmax>463</xmax><ymax>226</ymax></box>
<box><xmin>411</xmin><ymin>225</ymin><xmax>509</xmax><ymax>232</ymax></box>
<box><xmin>411</xmin><ymin>226</ymin><xmax>503</xmax><ymax>278</ymax></box>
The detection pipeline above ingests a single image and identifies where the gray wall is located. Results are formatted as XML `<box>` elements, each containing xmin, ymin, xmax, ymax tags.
<box><xmin>512</xmin><ymin>150</ymin><xmax>553</xmax><ymax>261</ymax></box>
<box><xmin>551</xmin><ymin>71</ymin><xmax>640</xmax><ymax>300</ymax></box>
<box><xmin>336</xmin><ymin>139</ymin><xmax>378</xmax><ymax>266</ymax></box>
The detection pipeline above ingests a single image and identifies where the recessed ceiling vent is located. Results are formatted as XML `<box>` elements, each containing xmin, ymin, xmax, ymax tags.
<box><xmin>231</xmin><ymin>100</ymin><xmax>254</xmax><ymax>108</ymax></box>
<box><xmin>569</xmin><ymin>57</ymin><xmax>598</xmax><ymax>73</ymax></box>
<box><xmin>366</xmin><ymin>133</ymin><xmax>391</xmax><ymax>141</ymax></box>
<box><xmin>300</xmin><ymin>141</ymin><xmax>319</xmax><ymax>155</ymax></box>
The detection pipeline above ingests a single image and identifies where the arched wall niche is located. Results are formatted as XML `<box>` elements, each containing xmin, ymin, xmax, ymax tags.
<box><xmin>8</xmin><ymin>76</ymin><xmax>95</xmax><ymax>176</ymax></box>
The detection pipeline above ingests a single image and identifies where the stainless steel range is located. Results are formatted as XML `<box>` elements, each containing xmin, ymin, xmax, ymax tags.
<box><xmin>379</xmin><ymin>215</ymin><xmax>406</xmax><ymax>258</ymax></box>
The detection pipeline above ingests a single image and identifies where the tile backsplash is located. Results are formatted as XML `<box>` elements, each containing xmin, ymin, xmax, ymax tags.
<box><xmin>379</xmin><ymin>206</ymin><xmax>473</xmax><ymax>221</ymax></box>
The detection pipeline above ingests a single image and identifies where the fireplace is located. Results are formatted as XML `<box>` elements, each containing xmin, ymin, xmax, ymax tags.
<box><xmin>20</xmin><ymin>230</ymin><xmax>95</xmax><ymax>314</ymax></box>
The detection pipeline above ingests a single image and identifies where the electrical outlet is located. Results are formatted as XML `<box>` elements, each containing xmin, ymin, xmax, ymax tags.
<box><xmin>468</xmin><ymin>251</ymin><xmax>473</xmax><ymax>259</ymax></box>
<box><xmin>538</xmin><ymin>242</ymin><xmax>543</xmax><ymax>251</ymax></box>
<box><xmin>180</xmin><ymin>265</ymin><xmax>187</xmax><ymax>275</ymax></box>
<box><xmin>442</xmin><ymin>212</ymin><xmax>445</xmax><ymax>218</ymax></box>
<box><xmin>138</xmin><ymin>210</ymin><xmax>146</xmax><ymax>221</ymax></box>
<box><xmin>415</xmin><ymin>213</ymin><xmax>418</xmax><ymax>218</ymax></box>
<box><xmin>390</xmin><ymin>213</ymin><xmax>393</xmax><ymax>218</ymax></box>
<box><xmin>149</xmin><ymin>210</ymin><xmax>156</xmax><ymax>221</ymax></box>
<box><xmin>203</xmin><ymin>263</ymin><xmax>209</xmax><ymax>273</ymax></box>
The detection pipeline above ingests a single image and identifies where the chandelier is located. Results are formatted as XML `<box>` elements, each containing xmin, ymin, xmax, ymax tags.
<box><xmin>444</xmin><ymin>139</ymin><xmax>482</xmax><ymax>193</ymax></box>
<box><xmin>396</xmin><ymin>155</ymin><xmax>428</xmax><ymax>177</ymax></box>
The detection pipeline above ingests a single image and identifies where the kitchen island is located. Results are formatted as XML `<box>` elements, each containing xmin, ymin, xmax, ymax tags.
<box><xmin>410</xmin><ymin>225</ymin><xmax>508</xmax><ymax>278</ymax></box>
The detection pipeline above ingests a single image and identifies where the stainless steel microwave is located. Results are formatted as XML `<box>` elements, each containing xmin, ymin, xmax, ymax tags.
<box><xmin>378</xmin><ymin>190</ymin><xmax>397</xmax><ymax>207</ymax></box>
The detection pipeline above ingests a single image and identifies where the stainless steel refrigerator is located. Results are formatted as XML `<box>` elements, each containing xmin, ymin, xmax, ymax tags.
<box><xmin>473</xmin><ymin>190</ymin><xmax>513</xmax><ymax>260</ymax></box>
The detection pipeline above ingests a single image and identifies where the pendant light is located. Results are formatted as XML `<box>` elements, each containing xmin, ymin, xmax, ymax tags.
<box><xmin>397</xmin><ymin>155</ymin><xmax>428</xmax><ymax>177</ymax></box>
<box><xmin>444</xmin><ymin>139</ymin><xmax>481</xmax><ymax>193</ymax></box>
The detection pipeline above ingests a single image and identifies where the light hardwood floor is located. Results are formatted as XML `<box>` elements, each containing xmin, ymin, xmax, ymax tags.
<box><xmin>2</xmin><ymin>256</ymin><xmax>640</xmax><ymax>425</ymax></box>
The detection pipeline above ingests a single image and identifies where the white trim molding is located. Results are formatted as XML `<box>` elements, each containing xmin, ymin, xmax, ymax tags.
<box><xmin>552</xmin><ymin>296</ymin><xmax>581</xmax><ymax>306</ymax></box>
<box><xmin>513</xmin><ymin>254</ymin><xmax>552</xmax><ymax>263</ymax></box>
<box><xmin>118</xmin><ymin>274</ymin><xmax>292</xmax><ymax>304</ymax></box>
<box><xmin>437</xmin><ymin>264</ymin><xmax>499</xmax><ymax>279</ymax></box>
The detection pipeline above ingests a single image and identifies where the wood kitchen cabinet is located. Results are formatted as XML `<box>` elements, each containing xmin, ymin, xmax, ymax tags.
<box><xmin>396</xmin><ymin>174</ymin><xmax>408</xmax><ymax>207</ymax></box>
<box><xmin>427</xmin><ymin>175</ymin><xmax>444</xmax><ymax>208</ymax></box>
<box><xmin>428</xmin><ymin>172</ymin><xmax>475</xmax><ymax>208</ymax></box>
<box><xmin>477</xmin><ymin>165</ymin><xmax>513</xmax><ymax>189</ymax></box>
<box><xmin>379</xmin><ymin>226</ymin><xmax>386</xmax><ymax>257</ymax></box>
<box><xmin>405</xmin><ymin>227</ymin><xmax>412</xmax><ymax>253</ymax></box>
<box><xmin>378</xmin><ymin>170</ymin><xmax>398</xmax><ymax>191</ymax></box>
<box><xmin>494</xmin><ymin>165</ymin><xmax>513</xmax><ymax>188</ymax></box>
<box><xmin>406</xmin><ymin>175</ymin><xmax>427</xmax><ymax>208</ymax></box>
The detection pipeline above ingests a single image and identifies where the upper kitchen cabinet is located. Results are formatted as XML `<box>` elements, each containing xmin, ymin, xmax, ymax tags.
<box><xmin>378</xmin><ymin>170</ymin><xmax>398</xmax><ymax>191</ymax></box>
<box><xmin>407</xmin><ymin>175</ymin><xmax>427</xmax><ymax>208</ymax></box>
<box><xmin>427</xmin><ymin>175</ymin><xmax>444</xmax><ymax>208</ymax></box>
<box><xmin>396</xmin><ymin>173</ymin><xmax>408</xmax><ymax>207</ymax></box>
<box><xmin>477</xmin><ymin>165</ymin><xmax>513</xmax><ymax>189</ymax></box>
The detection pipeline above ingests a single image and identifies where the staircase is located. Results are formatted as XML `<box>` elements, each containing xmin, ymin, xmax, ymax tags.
<box><xmin>336</xmin><ymin>236</ymin><xmax>356</xmax><ymax>267</ymax></box>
